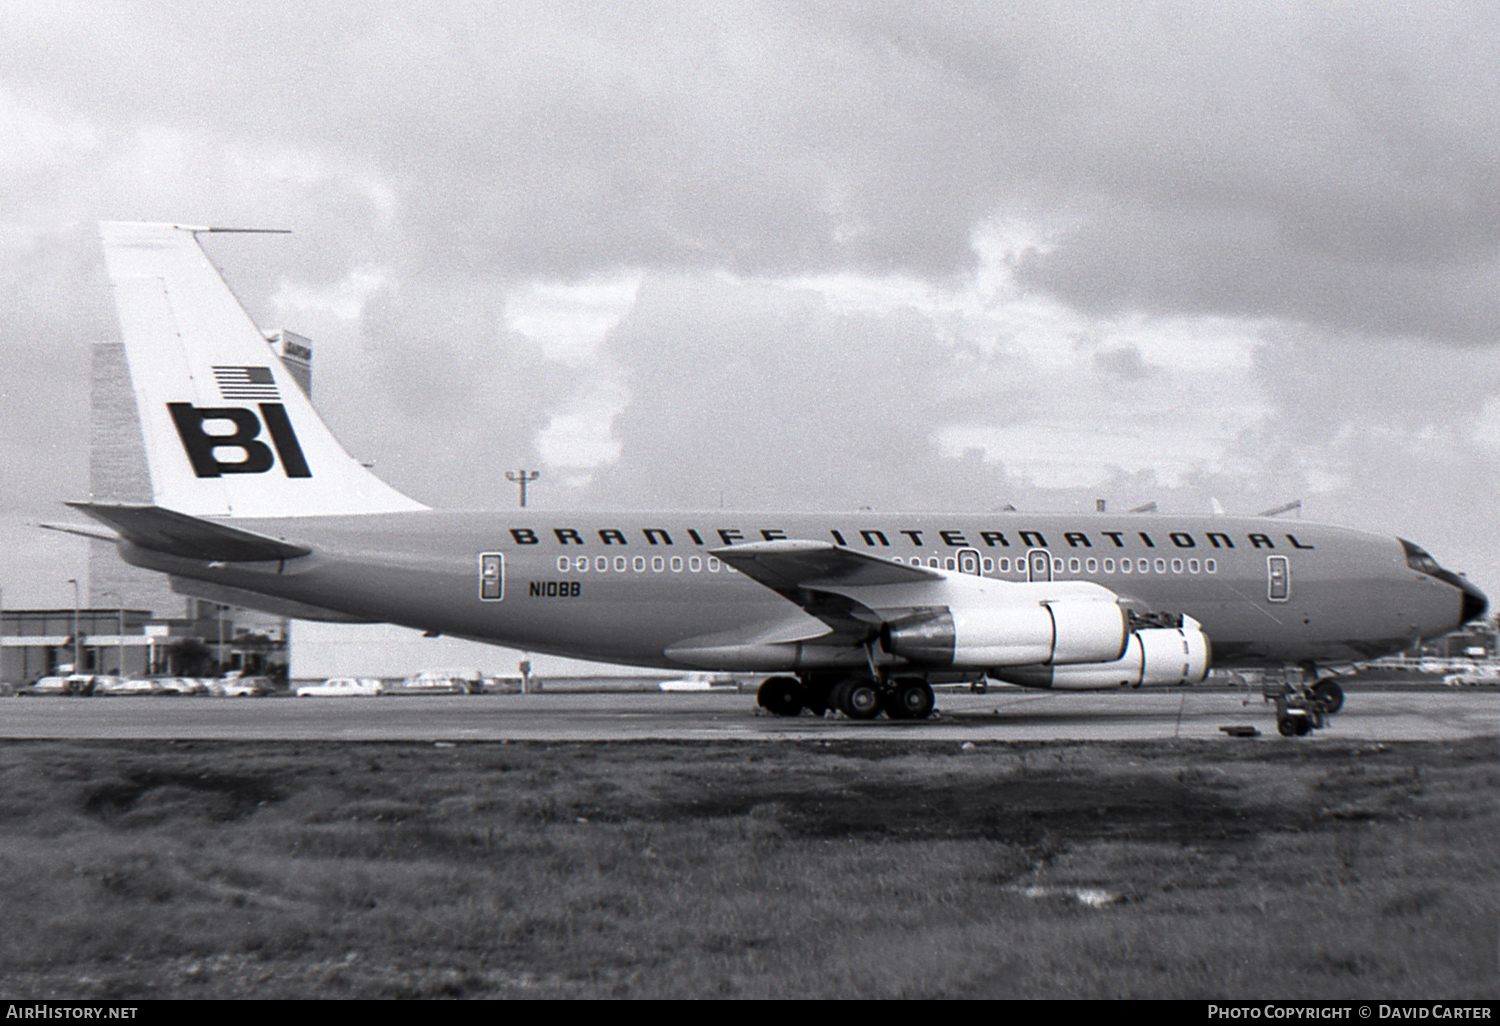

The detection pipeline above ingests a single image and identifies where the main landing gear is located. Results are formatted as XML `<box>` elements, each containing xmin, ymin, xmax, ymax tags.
<box><xmin>756</xmin><ymin>673</ymin><xmax>936</xmax><ymax>721</ymax></box>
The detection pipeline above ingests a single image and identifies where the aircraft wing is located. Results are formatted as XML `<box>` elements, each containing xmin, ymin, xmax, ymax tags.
<box><xmin>713</xmin><ymin>539</ymin><xmax>941</xmax><ymax>590</ymax></box>
<box><xmin>65</xmin><ymin>502</ymin><xmax>310</xmax><ymax>562</ymax></box>
<box><xmin>712</xmin><ymin>540</ymin><xmax>941</xmax><ymax>639</ymax></box>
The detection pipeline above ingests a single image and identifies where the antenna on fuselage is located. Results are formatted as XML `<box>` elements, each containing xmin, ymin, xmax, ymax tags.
<box><xmin>1257</xmin><ymin>500</ymin><xmax>1302</xmax><ymax>518</ymax></box>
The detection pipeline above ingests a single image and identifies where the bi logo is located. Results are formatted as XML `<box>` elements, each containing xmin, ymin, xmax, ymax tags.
<box><xmin>168</xmin><ymin>403</ymin><xmax>311</xmax><ymax>478</ymax></box>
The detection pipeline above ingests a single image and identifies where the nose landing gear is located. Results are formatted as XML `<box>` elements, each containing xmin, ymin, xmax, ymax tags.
<box><xmin>1265</xmin><ymin>670</ymin><xmax>1344</xmax><ymax>737</ymax></box>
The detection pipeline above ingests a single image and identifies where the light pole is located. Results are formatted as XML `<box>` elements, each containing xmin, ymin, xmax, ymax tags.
<box><xmin>100</xmin><ymin>591</ymin><xmax>125</xmax><ymax>677</ymax></box>
<box><xmin>66</xmin><ymin>578</ymin><xmax>80</xmax><ymax>674</ymax></box>
<box><xmin>506</xmin><ymin>469</ymin><xmax>540</xmax><ymax>508</ymax></box>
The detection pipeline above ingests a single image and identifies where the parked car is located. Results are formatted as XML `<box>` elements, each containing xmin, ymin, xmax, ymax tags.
<box><xmin>295</xmin><ymin>677</ymin><xmax>383</xmax><ymax>697</ymax></box>
<box><xmin>153</xmin><ymin>677</ymin><xmax>210</xmax><ymax>696</ymax></box>
<box><xmin>17</xmin><ymin>672</ymin><xmax>78</xmax><ymax>696</ymax></box>
<box><xmin>208</xmin><ymin>675</ymin><xmax>275</xmax><ymax>697</ymax></box>
<box><xmin>92</xmin><ymin>676</ymin><xmax>161</xmax><ymax>696</ymax></box>
<box><xmin>1442</xmin><ymin>665</ymin><xmax>1500</xmax><ymax>686</ymax></box>
<box><xmin>384</xmin><ymin>669</ymin><xmax>481</xmax><ymax>695</ymax></box>
<box><xmin>17</xmin><ymin>674</ymin><xmax>97</xmax><ymax>696</ymax></box>
<box><xmin>657</xmin><ymin>672</ymin><xmax>737</xmax><ymax>691</ymax></box>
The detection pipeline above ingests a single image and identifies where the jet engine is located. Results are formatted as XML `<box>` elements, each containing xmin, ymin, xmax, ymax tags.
<box><xmin>879</xmin><ymin>597</ymin><xmax>1127</xmax><ymax>668</ymax></box>
<box><xmin>990</xmin><ymin>616</ymin><xmax>1211</xmax><ymax>690</ymax></box>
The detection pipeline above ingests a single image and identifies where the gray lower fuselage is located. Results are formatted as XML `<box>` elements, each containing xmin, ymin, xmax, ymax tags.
<box><xmin>120</xmin><ymin>511</ymin><xmax>1478</xmax><ymax>672</ymax></box>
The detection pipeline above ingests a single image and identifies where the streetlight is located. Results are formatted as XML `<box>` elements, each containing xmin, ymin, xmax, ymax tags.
<box><xmin>66</xmin><ymin>578</ymin><xmax>79</xmax><ymax>674</ymax></box>
<box><xmin>506</xmin><ymin>469</ymin><xmax>540</xmax><ymax>508</ymax></box>
<box><xmin>100</xmin><ymin>591</ymin><xmax>125</xmax><ymax>677</ymax></box>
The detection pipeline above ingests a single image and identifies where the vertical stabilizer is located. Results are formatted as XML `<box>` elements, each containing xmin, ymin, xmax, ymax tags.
<box><xmin>99</xmin><ymin>222</ymin><xmax>427</xmax><ymax>518</ymax></box>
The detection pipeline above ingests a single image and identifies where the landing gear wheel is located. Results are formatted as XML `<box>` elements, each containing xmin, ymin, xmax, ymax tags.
<box><xmin>1277</xmin><ymin>716</ymin><xmax>1298</xmax><ymax>737</ymax></box>
<box><xmin>757</xmin><ymin>676</ymin><xmax>806</xmax><ymax>717</ymax></box>
<box><xmin>884</xmin><ymin>677</ymin><xmax>935</xmax><ymax>720</ymax></box>
<box><xmin>833</xmin><ymin>675</ymin><xmax>882</xmax><ymax>720</ymax></box>
<box><xmin>1309</xmin><ymin>678</ymin><xmax>1344</xmax><ymax>715</ymax></box>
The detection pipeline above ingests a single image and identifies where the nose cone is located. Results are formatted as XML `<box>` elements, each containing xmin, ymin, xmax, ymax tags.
<box><xmin>1398</xmin><ymin>538</ymin><xmax>1488</xmax><ymax>627</ymax></box>
<box><xmin>1458</xmin><ymin>576</ymin><xmax>1489</xmax><ymax>625</ymax></box>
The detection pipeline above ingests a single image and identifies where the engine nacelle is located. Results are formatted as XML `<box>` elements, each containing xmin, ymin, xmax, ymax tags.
<box><xmin>990</xmin><ymin>617</ymin><xmax>1212</xmax><ymax>690</ymax></box>
<box><xmin>880</xmin><ymin>596</ymin><xmax>1127</xmax><ymax>668</ymax></box>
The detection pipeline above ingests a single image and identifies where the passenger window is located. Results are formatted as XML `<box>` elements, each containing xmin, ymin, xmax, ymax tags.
<box><xmin>557</xmin><ymin>556</ymin><xmax>570</xmax><ymax>572</ymax></box>
<box><xmin>614</xmin><ymin>556</ymin><xmax>627</xmax><ymax>572</ymax></box>
<box><xmin>633</xmin><ymin>556</ymin><xmax>645</xmax><ymax>572</ymax></box>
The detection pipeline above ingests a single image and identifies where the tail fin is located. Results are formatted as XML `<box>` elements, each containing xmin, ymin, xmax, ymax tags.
<box><xmin>99</xmin><ymin>222</ymin><xmax>426</xmax><ymax>518</ymax></box>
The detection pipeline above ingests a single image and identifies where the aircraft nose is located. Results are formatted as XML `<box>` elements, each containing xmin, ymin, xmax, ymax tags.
<box><xmin>1399</xmin><ymin>537</ymin><xmax>1488</xmax><ymax>626</ymax></box>
<box><xmin>1458</xmin><ymin>576</ymin><xmax>1488</xmax><ymax>625</ymax></box>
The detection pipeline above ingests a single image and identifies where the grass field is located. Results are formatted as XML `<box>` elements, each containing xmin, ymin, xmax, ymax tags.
<box><xmin>0</xmin><ymin>736</ymin><xmax>1495</xmax><ymax>998</ymax></box>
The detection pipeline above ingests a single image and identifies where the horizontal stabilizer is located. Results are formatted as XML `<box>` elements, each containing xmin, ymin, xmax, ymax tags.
<box><xmin>38</xmin><ymin>521</ymin><xmax>123</xmax><ymax>544</ymax></box>
<box><xmin>66</xmin><ymin>502</ymin><xmax>310</xmax><ymax>562</ymax></box>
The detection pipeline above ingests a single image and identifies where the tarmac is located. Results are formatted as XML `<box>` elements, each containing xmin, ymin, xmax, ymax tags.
<box><xmin>1</xmin><ymin>685</ymin><xmax>1496</xmax><ymax>743</ymax></box>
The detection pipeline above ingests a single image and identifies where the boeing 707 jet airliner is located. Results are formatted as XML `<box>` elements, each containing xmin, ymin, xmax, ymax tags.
<box><xmin>62</xmin><ymin>223</ymin><xmax>1488</xmax><ymax>734</ymax></box>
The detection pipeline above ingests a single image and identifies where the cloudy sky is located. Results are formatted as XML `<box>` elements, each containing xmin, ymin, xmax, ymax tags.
<box><xmin>4</xmin><ymin>0</ymin><xmax>1500</xmax><ymax>609</ymax></box>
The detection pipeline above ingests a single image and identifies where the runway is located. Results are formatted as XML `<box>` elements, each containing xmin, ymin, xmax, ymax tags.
<box><xmin>1</xmin><ymin>686</ymin><xmax>1496</xmax><ymax>742</ymax></box>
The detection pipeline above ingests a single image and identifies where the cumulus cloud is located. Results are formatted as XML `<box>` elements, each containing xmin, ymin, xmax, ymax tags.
<box><xmin>4</xmin><ymin>1</ymin><xmax>1500</xmax><ymax>604</ymax></box>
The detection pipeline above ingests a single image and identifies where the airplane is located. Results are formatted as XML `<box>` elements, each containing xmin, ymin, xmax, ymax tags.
<box><xmin>58</xmin><ymin>222</ymin><xmax>1488</xmax><ymax>735</ymax></box>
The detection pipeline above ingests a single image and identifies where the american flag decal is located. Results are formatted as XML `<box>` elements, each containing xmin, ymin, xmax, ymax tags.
<box><xmin>212</xmin><ymin>365</ymin><xmax>280</xmax><ymax>401</ymax></box>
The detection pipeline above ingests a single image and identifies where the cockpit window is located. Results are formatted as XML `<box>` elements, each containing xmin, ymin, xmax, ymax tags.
<box><xmin>1401</xmin><ymin>538</ymin><xmax>1489</xmax><ymax>623</ymax></box>
<box><xmin>1399</xmin><ymin>538</ymin><xmax>1443</xmax><ymax>576</ymax></box>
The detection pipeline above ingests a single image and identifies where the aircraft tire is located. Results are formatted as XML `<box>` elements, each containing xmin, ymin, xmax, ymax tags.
<box><xmin>884</xmin><ymin>677</ymin><xmax>935</xmax><ymax>720</ymax></box>
<box><xmin>1310</xmin><ymin>678</ymin><xmax>1344</xmax><ymax>714</ymax></box>
<box><xmin>757</xmin><ymin>676</ymin><xmax>806</xmax><ymax>717</ymax></box>
<box><xmin>1277</xmin><ymin>716</ymin><xmax>1298</xmax><ymax>737</ymax></box>
<box><xmin>834</xmin><ymin>676</ymin><xmax>882</xmax><ymax>720</ymax></box>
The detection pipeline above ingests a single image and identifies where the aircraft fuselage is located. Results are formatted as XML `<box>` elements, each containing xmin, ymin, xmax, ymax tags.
<box><xmin>120</xmin><ymin>510</ymin><xmax>1476</xmax><ymax>672</ymax></box>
